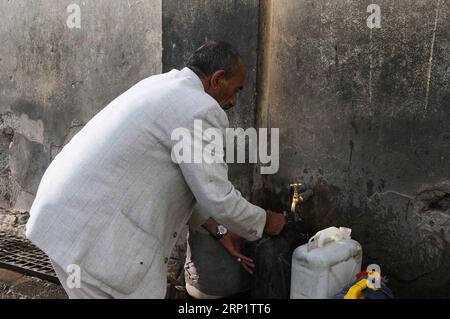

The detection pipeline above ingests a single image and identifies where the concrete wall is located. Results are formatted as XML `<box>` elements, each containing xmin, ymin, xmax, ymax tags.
<box><xmin>1</xmin><ymin>0</ymin><xmax>449</xmax><ymax>298</ymax></box>
<box><xmin>162</xmin><ymin>0</ymin><xmax>260</xmax><ymax>198</ymax></box>
<box><xmin>256</xmin><ymin>0</ymin><xmax>450</xmax><ymax>298</ymax></box>
<box><xmin>0</xmin><ymin>0</ymin><xmax>162</xmax><ymax>234</ymax></box>
<box><xmin>0</xmin><ymin>0</ymin><xmax>260</xmax><ymax>227</ymax></box>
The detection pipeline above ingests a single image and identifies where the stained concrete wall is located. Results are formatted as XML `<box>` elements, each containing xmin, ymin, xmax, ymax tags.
<box><xmin>0</xmin><ymin>0</ymin><xmax>162</xmax><ymax>234</ymax></box>
<box><xmin>256</xmin><ymin>0</ymin><xmax>450</xmax><ymax>298</ymax></box>
<box><xmin>162</xmin><ymin>0</ymin><xmax>260</xmax><ymax>198</ymax></box>
<box><xmin>1</xmin><ymin>0</ymin><xmax>259</xmax><ymax>230</ymax></box>
<box><xmin>1</xmin><ymin>0</ymin><xmax>449</xmax><ymax>298</ymax></box>
<box><xmin>161</xmin><ymin>0</ymin><xmax>261</xmax><ymax>293</ymax></box>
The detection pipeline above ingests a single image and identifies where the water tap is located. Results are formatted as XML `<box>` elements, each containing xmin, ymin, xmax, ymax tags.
<box><xmin>285</xmin><ymin>183</ymin><xmax>314</xmax><ymax>222</ymax></box>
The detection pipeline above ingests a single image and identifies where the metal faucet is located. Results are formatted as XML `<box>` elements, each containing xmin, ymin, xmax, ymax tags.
<box><xmin>285</xmin><ymin>182</ymin><xmax>314</xmax><ymax>224</ymax></box>
<box><xmin>289</xmin><ymin>183</ymin><xmax>302</xmax><ymax>214</ymax></box>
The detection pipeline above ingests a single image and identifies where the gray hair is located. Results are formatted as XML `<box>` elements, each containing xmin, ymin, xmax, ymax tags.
<box><xmin>187</xmin><ymin>40</ymin><xmax>241</xmax><ymax>79</ymax></box>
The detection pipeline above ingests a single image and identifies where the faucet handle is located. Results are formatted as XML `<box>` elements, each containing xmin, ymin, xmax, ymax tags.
<box><xmin>289</xmin><ymin>183</ymin><xmax>302</xmax><ymax>214</ymax></box>
<box><xmin>289</xmin><ymin>183</ymin><xmax>302</xmax><ymax>193</ymax></box>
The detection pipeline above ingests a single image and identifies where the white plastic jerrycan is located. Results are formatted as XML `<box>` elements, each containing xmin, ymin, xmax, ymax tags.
<box><xmin>290</xmin><ymin>227</ymin><xmax>362</xmax><ymax>299</ymax></box>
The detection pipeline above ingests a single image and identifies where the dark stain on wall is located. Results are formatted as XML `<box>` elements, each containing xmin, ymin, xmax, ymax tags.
<box><xmin>257</xmin><ymin>0</ymin><xmax>450</xmax><ymax>298</ymax></box>
<box><xmin>162</xmin><ymin>0</ymin><xmax>260</xmax><ymax>197</ymax></box>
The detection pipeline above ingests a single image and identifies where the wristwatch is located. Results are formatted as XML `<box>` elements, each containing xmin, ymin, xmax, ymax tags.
<box><xmin>214</xmin><ymin>224</ymin><xmax>228</xmax><ymax>240</ymax></box>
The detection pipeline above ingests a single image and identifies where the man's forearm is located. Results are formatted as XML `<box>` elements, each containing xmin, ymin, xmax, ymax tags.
<box><xmin>201</xmin><ymin>217</ymin><xmax>219</xmax><ymax>236</ymax></box>
<box><xmin>200</xmin><ymin>210</ymin><xmax>286</xmax><ymax>238</ymax></box>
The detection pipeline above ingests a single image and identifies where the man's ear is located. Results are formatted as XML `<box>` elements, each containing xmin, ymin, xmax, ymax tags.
<box><xmin>210</xmin><ymin>70</ymin><xmax>226</xmax><ymax>90</ymax></box>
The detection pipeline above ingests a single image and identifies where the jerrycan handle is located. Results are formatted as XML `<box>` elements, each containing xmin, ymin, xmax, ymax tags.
<box><xmin>307</xmin><ymin>227</ymin><xmax>352</xmax><ymax>252</ymax></box>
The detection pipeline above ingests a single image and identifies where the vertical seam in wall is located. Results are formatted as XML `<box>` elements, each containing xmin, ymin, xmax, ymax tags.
<box><xmin>261</xmin><ymin>0</ymin><xmax>274</xmax><ymax>131</ymax></box>
<box><xmin>251</xmin><ymin>0</ymin><xmax>275</xmax><ymax>203</ymax></box>
<box><xmin>160</xmin><ymin>0</ymin><xmax>166</xmax><ymax>73</ymax></box>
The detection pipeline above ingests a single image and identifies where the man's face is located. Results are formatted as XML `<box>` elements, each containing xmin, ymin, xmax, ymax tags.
<box><xmin>206</xmin><ymin>58</ymin><xmax>246</xmax><ymax>111</ymax></box>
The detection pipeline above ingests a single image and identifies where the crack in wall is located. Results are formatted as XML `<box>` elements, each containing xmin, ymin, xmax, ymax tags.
<box><xmin>369</xmin><ymin>190</ymin><xmax>415</xmax><ymax>201</ymax></box>
<box><xmin>424</xmin><ymin>0</ymin><xmax>442</xmax><ymax>112</ymax></box>
<box><xmin>49</xmin><ymin>121</ymin><xmax>85</xmax><ymax>160</ymax></box>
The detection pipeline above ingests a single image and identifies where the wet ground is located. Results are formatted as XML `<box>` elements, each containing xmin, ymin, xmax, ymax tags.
<box><xmin>0</xmin><ymin>268</ymin><xmax>67</xmax><ymax>299</ymax></box>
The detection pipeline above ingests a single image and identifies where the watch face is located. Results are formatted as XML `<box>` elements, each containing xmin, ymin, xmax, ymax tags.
<box><xmin>217</xmin><ymin>225</ymin><xmax>228</xmax><ymax>235</ymax></box>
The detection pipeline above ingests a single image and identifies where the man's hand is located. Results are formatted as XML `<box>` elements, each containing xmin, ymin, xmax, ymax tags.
<box><xmin>264</xmin><ymin>210</ymin><xmax>287</xmax><ymax>236</ymax></box>
<box><xmin>219</xmin><ymin>232</ymin><xmax>255</xmax><ymax>274</ymax></box>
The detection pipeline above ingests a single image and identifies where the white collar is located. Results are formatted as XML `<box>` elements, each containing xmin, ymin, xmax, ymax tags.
<box><xmin>179</xmin><ymin>67</ymin><xmax>204</xmax><ymax>91</ymax></box>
